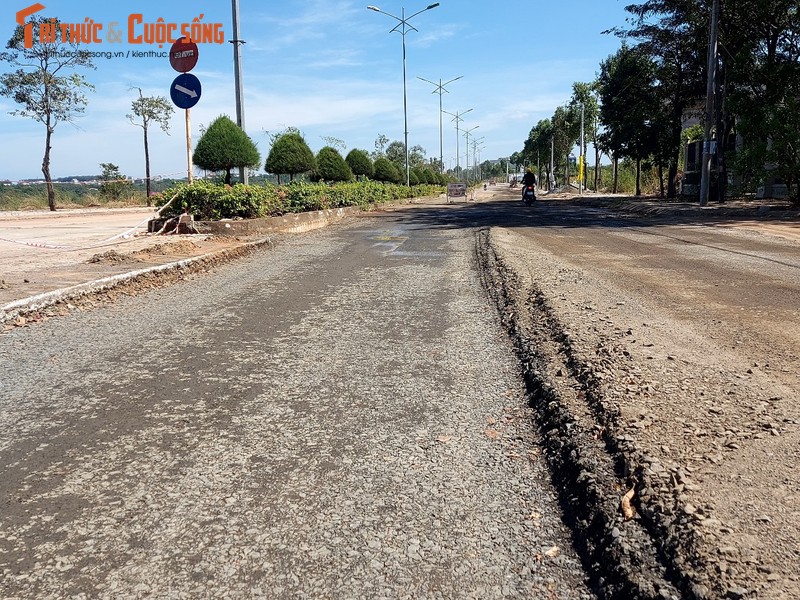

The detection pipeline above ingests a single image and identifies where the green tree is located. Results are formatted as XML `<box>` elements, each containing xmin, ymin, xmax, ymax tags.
<box><xmin>265</xmin><ymin>132</ymin><xmax>316</xmax><ymax>183</ymax></box>
<box><xmin>374</xmin><ymin>157</ymin><xmax>402</xmax><ymax>183</ymax></box>
<box><xmin>551</xmin><ymin>105</ymin><xmax>581</xmax><ymax>187</ymax></box>
<box><xmin>346</xmin><ymin>149</ymin><xmax>374</xmax><ymax>180</ymax></box>
<box><xmin>569</xmin><ymin>82</ymin><xmax>601</xmax><ymax>190</ymax></box>
<box><xmin>597</xmin><ymin>44</ymin><xmax>659</xmax><ymax>195</ymax></box>
<box><xmin>193</xmin><ymin>115</ymin><xmax>260</xmax><ymax>185</ymax></box>
<box><xmin>267</xmin><ymin>126</ymin><xmax>302</xmax><ymax>146</ymax></box>
<box><xmin>414</xmin><ymin>168</ymin><xmax>432</xmax><ymax>185</ymax></box>
<box><xmin>0</xmin><ymin>16</ymin><xmax>94</xmax><ymax>211</ymax></box>
<box><xmin>726</xmin><ymin>0</ymin><xmax>800</xmax><ymax>204</ymax></box>
<box><xmin>385</xmin><ymin>140</ymin><xmax>406</xmax><ymax>167</ymax></box>
<box><xmin>127</xmin><ymin>88</ymin><xmax>174</xmax><ymax>203</ymax></box>
<box><xmin>409</xmin><ymin>144</ymin><xmax>427</xmax><ymax>168</ymax></box>
<box><xmin>321</xmin><ymin>136</ymin><xmax>346</xmax><ymax>152</ymax></box>
<box><xmin>315</xmin><ymin>146</ymin><xmax>353</xmax><ymax>182</ymax></box>
<box><xmin>373</xmin><ymin>133</ymin><xmax>389</xmax><ymax>158</ymax></box>
<box><xmin>99</xmin><ymin>163</ymin><xmax>132</xmax><ymax>201</ymax></box>
<box><xmin>522</xmin><ymin>119</ymin><xmax>554</xmax><ymax>188</ymax></box>
<box><xmin>612</xmin><ymin>0</ymin><xmax>712</xmax><ymax>198</ymax></box>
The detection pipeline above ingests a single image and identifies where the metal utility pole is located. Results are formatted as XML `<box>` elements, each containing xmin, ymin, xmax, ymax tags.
<box><xmin>230</xmin><ymin>0</ymin><xmax>248</xmax><ymax>184</ymax></box>
<box><xmin>463</xmin><ymin>125</ymin><xmax>479</xmax><ymax>184</ymax></box>
<box><xmin>417</xmin><ymin>75</ymin><xmax>463</xmax><ymax>173</ymax></box>
<box><xmin>699</xmin><ymin>0</ymin><xmax>720</xmax><ymax>207</ymax></box>
<box><xmin>443</xmin><ymin>108</ymin><xmax>472</xmax><ymax>180</ymax></box>
<box><xmin>472</xmin><ymin>137</ymin><xmax>484</xmax><ymax>182</ymax></box>
<box><xmin>579</xmin><ymin>102</ymin><xmax>585</xmax><ymax>195</ymax></box>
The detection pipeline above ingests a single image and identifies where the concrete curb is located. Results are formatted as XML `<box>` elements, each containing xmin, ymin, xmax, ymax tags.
<box><xmin>0</xmin><ymin>238</ymin><xmax>272</xmax><ymax>325</ymax></box>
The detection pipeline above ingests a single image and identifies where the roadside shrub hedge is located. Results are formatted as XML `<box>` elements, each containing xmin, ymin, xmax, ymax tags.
<box><xmin>155</xmin><ymin>179</ymin><xmax>444</xmax><ymax>220</ymax></box>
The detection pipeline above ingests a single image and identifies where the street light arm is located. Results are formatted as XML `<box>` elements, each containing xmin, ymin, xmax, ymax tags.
<box><xmin>367</xmin><ymin>6</ymin><xmax>401</xmax><ymax>22</ymax></box>
<box><xmin>443</xmin><ymin>107</ymin><xmax>472</xmax><ymax>122</ymax></box>
<box><xmin>418</xmin><ymin>74</ymin><xmax>462</xmax><ymax>96</ymax></box>
<box><xmin>463</xmin><ymin>125</ymin><xmax>480</xmax><ymax>137</ymax></box>
<box><xmin>407</xmin><ymin>3</ymin><xmax>439</xmax><ymax>20</ymax></box>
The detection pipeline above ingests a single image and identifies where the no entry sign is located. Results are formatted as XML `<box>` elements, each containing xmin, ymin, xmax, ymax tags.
<box><xmin>169</xmin><ymin>37</ymin><xmax>199</xmax><ymax>73</ymax></box>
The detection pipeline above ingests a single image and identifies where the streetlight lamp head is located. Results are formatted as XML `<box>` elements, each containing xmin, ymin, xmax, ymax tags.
<box><xmin>367</xmin><ymin>6</ymin><xmax>380</xmax><ymax>11</ymax></box>
<box><xmin>427</xmin><ymin>3</ymin><xmax>440</xmax><ymax>8</ymax></box>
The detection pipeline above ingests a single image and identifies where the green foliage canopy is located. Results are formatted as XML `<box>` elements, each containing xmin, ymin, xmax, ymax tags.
<box><xmin>99</xmin><ymin>163</ymin><xmax>132</xmax><ymax>200</ymax></box>
<box><xmin>192</xmin><ymin>115</ymin><xmax>260</xmax><ymax>185</ymax></box>
<box><xmin>315</xmin><ymin>146</ymin><xmax>353</xmax><ymax>182</ymax></box>
<box><xmin>346</xmin><ymin>149</ymin><xmax>374</xmax><ymax>180</ymax></box>
<box><xmin>374</xmin><ymin>157</ymin><xmax>402</xmax><ymax>183</ymax></box>
<box><xmin>265</xmin><ymin>132</ymin><xmax>316</xmax><ymax>183</ymax></box>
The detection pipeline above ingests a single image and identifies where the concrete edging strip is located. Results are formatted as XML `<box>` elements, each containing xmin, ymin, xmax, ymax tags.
<box><xmin>0</xmin><ymin>238</ymin><xmax>271</xmax><ymax>325</ymax></box>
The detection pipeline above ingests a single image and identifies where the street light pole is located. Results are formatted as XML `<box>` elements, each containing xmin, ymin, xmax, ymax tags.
<box><xmin>368</xmin><ymin>3</ymin><xmax>440</xmax><ymax>186</ymax></box>
<box><xmin>472</xmin><ymin>137</ymin><xmax>484</xmax><ymax>182</ymax></box>
<box><xmin>417</xmin><ymin>75</ymin><xmax>463</xmax><ymax>173</ymax></box>
<box><xmin>463</xmin><ymin>125</ymin><xmax>479</xmax><ymax>184</ymax></box>
<box><xmin>443</xmin><ymin>108</ymin><xmax>472</xmax><ymax>181</ymax></box>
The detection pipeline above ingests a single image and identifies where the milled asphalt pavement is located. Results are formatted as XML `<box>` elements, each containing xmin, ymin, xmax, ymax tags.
<box><xmin>0</xmin><ymin>200</ymin><xmax>596</xmax><ymax>598</ymax></box>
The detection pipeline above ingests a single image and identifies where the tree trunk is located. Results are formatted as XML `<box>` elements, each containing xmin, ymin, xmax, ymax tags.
<box><xmin>667</xmin><ymin>66</ymin><xmax>685</xmax><ymax>199</ymax></box>
<box><xmin>42</xmin><ymin>126</ymin><xmax>55</xmax><ymax>212</ymax></box>
<box><xmin>636</xmin><ymin>157</ymin><xmax>642</xmax><ymax>196</ymax></box>
<box><xmin>715</xmin><ymin>56</ymin><xmax>728</xmax><ymax>204</ymax></box>
<box><xmin>594</xmin><ymin>147</ymin><xmax>600</xmax><ymax>191</ymax></box>
<box><xmin>658</xmin><ymin>163</ymin><xmax>665</xmax><ymax>198</ymax></box>
<box><xmin>224</xmin><ymin>169</ymin><xmax>232</xmax><ymax>185</ymax></box>
<box><xmin>613</xmin><ymin>156</ymin><xmax>619</xmax><ymax>194</ymax></box>
<box><xmin>143</xmin><ymin>124</ymin><xmax>152</xmax><ymax>204</ymax></box>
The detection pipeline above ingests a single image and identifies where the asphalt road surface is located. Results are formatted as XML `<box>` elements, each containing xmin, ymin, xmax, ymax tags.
<box><xmin>2</xmin><ymin>191</ymin><xmax>798</xmax><ymax>599</ymax></box>
<box><xmin>0</xmin><ymin>205</ymin><xmax>594</xmax><ymax>599</ymax></box>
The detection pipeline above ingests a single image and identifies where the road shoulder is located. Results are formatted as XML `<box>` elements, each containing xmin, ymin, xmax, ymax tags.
<box><xmin>479</xmin><ymin>224</ymin><xmax>799</xmax><ymax>600</ymax></box>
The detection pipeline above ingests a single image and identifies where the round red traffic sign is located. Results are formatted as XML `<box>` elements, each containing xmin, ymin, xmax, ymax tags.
<box><xmin>169</xmin><ymin>37</ymin><xmax>199</xmax><ymax>73</ymax></box>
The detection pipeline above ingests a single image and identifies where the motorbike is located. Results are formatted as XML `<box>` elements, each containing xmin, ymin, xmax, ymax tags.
<box><xmin>522</xmin><ymin>184</ymin><xmax>536</xmax><ymax>206</ymax></box>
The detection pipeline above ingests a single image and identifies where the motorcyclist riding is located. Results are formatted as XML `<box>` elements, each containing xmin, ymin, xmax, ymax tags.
<box><xmin>521</xmin><ymin>168</ymin><xmax>537</xmax><ymax>201</ymax></box>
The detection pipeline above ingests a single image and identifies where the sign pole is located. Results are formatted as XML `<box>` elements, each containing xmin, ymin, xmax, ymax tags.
<box><xmin>169</xmin><ymin>37</ymin><xmax>201</xmax><ymax>185</ymax></box>
<box><xmin>185</xmin><ymin>108</ymin><xmax>193</xmax><ymax>184</ymax></box>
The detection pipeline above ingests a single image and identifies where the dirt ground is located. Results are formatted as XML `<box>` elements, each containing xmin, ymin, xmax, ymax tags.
<box><xmin>477</xmin><ymin>185</ymin><xmax>800</xmax><ymax>599</ymax></box>
<box><xmin>0</xmin><ymin>207</ymin><xmax>260</xmax><ymax>308</ymax></box>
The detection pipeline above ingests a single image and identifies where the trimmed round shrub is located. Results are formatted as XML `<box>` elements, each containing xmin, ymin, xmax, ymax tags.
<box><xmin>346</xmin><ymin>149</ymin><xmax>374</xmax><ymax>180</ymax></box>
<box><xmin>315</xmin><ymin>146</ymin><xmax>353</xmax><ymax>182</ymax></box>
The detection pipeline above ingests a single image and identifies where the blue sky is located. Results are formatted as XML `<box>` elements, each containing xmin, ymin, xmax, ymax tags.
<box><xmin>0</xmin><ymin>0</ymin><xmax>632</xmax><ymax>181</ymax></box>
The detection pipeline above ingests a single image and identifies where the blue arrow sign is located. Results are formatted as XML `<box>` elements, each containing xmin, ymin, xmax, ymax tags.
<box><xmin>170</xmin><ymin>73</ymin><xmax>201</xmax><ymax>109</ymax></box>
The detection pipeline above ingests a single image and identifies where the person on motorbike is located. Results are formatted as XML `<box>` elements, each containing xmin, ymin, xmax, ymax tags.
<box><xmin>521</xmin><ymin>168</ymin><xmax>537</xmax><ymax>201</ymax></box>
